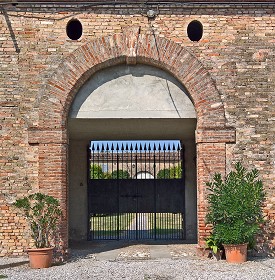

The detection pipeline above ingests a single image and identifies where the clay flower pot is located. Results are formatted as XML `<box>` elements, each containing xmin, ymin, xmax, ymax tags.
<box><xmin>223</xmin><ymin>243</ymin><xmax>248</xmax><ymax>263</ymax></box>
<box><xmin>27</xmin><ymin>247</ymin><xmax>54</xmax><ymax>269</ymax></box>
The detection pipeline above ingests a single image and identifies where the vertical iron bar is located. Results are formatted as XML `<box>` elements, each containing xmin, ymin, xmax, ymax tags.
<box><xmin>126</xmin><ymin>213</ymin><xmax>128</xmax><ymax>240</ymax></box>
<box><xmin>174</xmin><ymin>213</ymin><xmax>175</xmax><ymax>239</ymax></box>
<box><xmin>111</xmin><ymin>143</ymin><xmax>114</xmax><ymax>176</ymax></box>
<box><xmin>168</xmin><ymin>143</ymin><xmax>171</xmax><ymax>179</ymax></box>
<box><xmin>102</xmin><ymin>143</ymin><xmax>105</xmax><ymax>177</ymax></box>
<box><xmin>106</xmin><ymin>144</ymin><xmax>109</xmax><ymax>179</ymax></box>
<box><xmin>135</xmin><ymin>144</ymin><xmax>138</xmax><ymax>178</ymax></box>
<box><xmin>103</xmin><ymin>214</ymin><xmax>105</xmax><ymax>240</ymax></box>
<box><xmin>148</xmin><ymin>144</ymin><xmax>151</xmax><ymax>239</ymax></box>
<box><xmin>140</xmin><ymin>143</ymin><xmax>143</xmax><ymax>176</ymax></box>
<box><xmin>136</xmin><ymin>144</ymin><xmax>139</xmax><ymax>240</ymax></box>
<box><xmin>144</xmin><ymin>143</ymin><xmax>147</xmax><ymax>179</ymax></box>
<box><xmin>116</xmin><ymin>143</ymin><xmax>119</xmax><ymax>178</ymax></box>
<box><xmin>117</xmin><ymin>144</ymin><xmax>120</xmax><ymax>240</ymax></box>
<box><xmin>87</xmin><ymin>145</ymin><xmax>91</xmax><ymax>240</ymax></box>
<box><xmin>182</xmin><ymin>144</ymin><xmax>186</xmax><ymax>240</ymax></box>
<box><xmin>172</xmin><ymin>144</ymin><xmax>175</xmax><ymax>179</ymax></box>
<box><xmin>158</xmin><ymin>144</ymin><xmax>161</xmax><ymax>179</ymax></box>
<box><xmin>97</xmin><ymin>143</ymin><xmax>100</xmax><ymax>178</ymax></box>
<box><xmin>125</xmin><ymin>143</ymin><xmax>129</xmax><ymax>179</ymax></box>
<box><xmin>167</xmin><ymin>213</ymin><xmax>168</xmax><ymax>239</ymax></box>
<box><xmin>154</xmin><ymin>146</ymin><xmax>157</xmax><ymax>240</ymax></box>
<box><xmin>92</xmin><ymin>144</ymin><xmax>95</xmax><ymax>179</ymax></box>
<box><xmin>174</xmin><ymin>213</ymin><xmax>176</xmax><ymax>239</ymax></box>
<box><xmin>121</xmin><ymin>143</ymin><xmax>124</xmax><ymax>179</ymax></box>
<box><xmin>143</xmin><ymin>144</ymin><xmax>147</xmax><ymax>239</ymax></box>
<box><xmin>148</xmin><ymin>144</ymin><xmax>151</xmax><ymax>179</ymax></box>
<box><xmin>163</xmin><ymin>144</ymin><xmax>166</xmax><ymax>179</ymax></box>
<box><xmin>130</xmin><ymin>144</ymin><xmax>133</xmax><ymax>179</ymax></box>
<box><xmin>97</xmin><ymin>212</ymin><xmax>99</xmax><ymax>240</ymax></box>
<box><xmin>135</xmin><ymin>144</ymin><xmax>138</xmax><ymax>239</ymax></box>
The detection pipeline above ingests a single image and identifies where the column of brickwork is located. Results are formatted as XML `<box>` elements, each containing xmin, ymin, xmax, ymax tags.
<box><xmin>27</xmin><ymin>128</ymin><xmax>68</xmax><ymax>257</ymax></box>
<box><xmin>196</xmin><ymin>143</ymin><xmax>226</xmax><ymax>245</ymax></box>
<box><xmin>196</xmin><ymin>129</ymin><xmax>235</xmax><ymax>246</ymax></box>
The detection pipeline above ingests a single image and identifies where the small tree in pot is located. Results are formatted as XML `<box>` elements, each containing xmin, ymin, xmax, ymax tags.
<box><xmin>206</xmin><ymin>162</ymin><xmax>266</xmax><ymax>263</ymax></box>
<box><xmin>13</xmin><ymin>193</ymin><xmax>62</xmax><ymax>268</ymax></box>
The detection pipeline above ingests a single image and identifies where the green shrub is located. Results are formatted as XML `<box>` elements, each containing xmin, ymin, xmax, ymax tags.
<box><xmin>90</xmin><ymin>164</ymin><xmax>105</xmax><ymax>179</ymax></box>
<box><xmin>110</xmin><ymin>170</ymin><xmax>130</xmax><ymax>179</ymax></box>
<box><xmin>13</xmin><ymin>193</ymin><xmax>62</xmax><ymax>248</ymax></box>
<box><xmin>206</xmin><ymin>162</ymin><xmax>266</xmax><ymax>246</ymax></box>
<box><xmin>169</xmin><ymin>165</ymin><xmax>182</xmax><ymax>179</ymax></box>
<box><xmin>157</xmin><ymin>165</ymin><xmax>182</xmax><ymax>179</ymax></box>
<box><xmin>157</xmin><ymin>168</ymin><xmax>170</xmax><ymax>179</ymax></box>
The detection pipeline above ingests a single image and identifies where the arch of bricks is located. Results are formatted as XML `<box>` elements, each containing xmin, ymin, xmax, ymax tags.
<box><xmin>28</xmin><ymin>27</ymin><xmax>236</xmax><ymax>249</ymax></box>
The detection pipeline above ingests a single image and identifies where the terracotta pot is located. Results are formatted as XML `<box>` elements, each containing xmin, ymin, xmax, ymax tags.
<box><xmin>223</xmin><ymin>243</ymin><xmax>248</xmax><ymax>263</ymax></box>
<box><xmin>27</xmin><ymin>247</ymin><xmax>54</xmax><ymax>269</ymax></box>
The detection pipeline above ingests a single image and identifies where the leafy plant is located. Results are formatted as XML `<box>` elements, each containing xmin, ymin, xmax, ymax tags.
<box><xmin>206</xmin><ymin>162</ymin><xmax>266</xmax><ymax>246</ymax></box>
<box><xmin>13</xmin><ymin>193</ymin><xmax>62</xmax><ymax>248</ymax></box>
<box><xmin>157</xmin><ymin>168</ymin><xmax>170</xmax><ymax>179</ymax></box>
<box><xmin>110</xmin><ymin>170</ymin><xmax>130</xmax><ymax>179</ymax></box>
<box><xmin>90</xmin><ymin>164</ymin><xmax>105</xmax><ymax>179</ymax></box>
<box><xmin>169</xmin><ymin>165</ymin><xmax>182</xmax><ymax>179</ymax></box>
<box><xmin>157</xmin><ymin>165</ymin><xmax>182</xmax><ymax>179</ymax></box>
<box><xmin>205</xmin><ymin>234</ymin><xmax>221</xmax><ymax>254</ymax></box>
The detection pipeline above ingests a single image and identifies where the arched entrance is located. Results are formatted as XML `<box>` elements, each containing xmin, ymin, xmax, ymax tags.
<box><xmin>68</xmin><ymin>64</ymin><xmax>197</xmax><ymax>241</ymax></box>
<box><xmin>29</xmin><ymin>27</ymin><xmax>235</xmax><ymax>250</ymax></box>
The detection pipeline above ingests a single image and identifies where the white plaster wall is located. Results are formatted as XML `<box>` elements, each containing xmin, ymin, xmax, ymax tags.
<box><xmin>69</xmin><ymin>64</ymin><xmax>196</xmax><ymax>119</ymax></box>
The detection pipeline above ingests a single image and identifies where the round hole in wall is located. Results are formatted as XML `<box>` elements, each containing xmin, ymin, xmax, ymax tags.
<box><xmin>187</xmin><ymin>20</ymin><xmax>203</xmax><ymax>42</ymax></box>
<box><xmin>66</xmin><ymin>19</ymin><xmax>82</xmax><ymax>40</ymax></box>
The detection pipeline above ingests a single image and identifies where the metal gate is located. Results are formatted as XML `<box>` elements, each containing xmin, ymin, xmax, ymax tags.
<box><xmin>87</xmin><ymin>141</ymin><xmax>185</xmax><ymax>240</ymax></box>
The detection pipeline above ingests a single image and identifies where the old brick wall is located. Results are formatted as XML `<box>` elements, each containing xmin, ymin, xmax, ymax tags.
<box><xmin>0</xmin><ymin>2</ymin><xmax>274</xmax><ymax>256</ymax></box>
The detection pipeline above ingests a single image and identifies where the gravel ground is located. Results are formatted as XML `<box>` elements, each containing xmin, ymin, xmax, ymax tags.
<box><xmin>1</xmin><ymin>247</ymin><xmax>274</xmax><ymax>280</ymax></box>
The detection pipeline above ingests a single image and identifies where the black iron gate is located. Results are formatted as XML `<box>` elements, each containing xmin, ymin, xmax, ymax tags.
<box><xmin>87</xmin><ymin>141</ymin><xmax>185</xmax><ymax>240</ymax></box>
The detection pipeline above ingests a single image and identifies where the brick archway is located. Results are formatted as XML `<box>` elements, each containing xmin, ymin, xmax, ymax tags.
<box><xmin>29</xmin><ymin>27</ymin><xmax>235</xmax><ymax>249</ymax></box>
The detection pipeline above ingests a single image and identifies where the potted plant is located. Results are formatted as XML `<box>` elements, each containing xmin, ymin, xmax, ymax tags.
<box><xmin>13</xmin><ymin>192</ymin><xmax>62</xmax><ymax>268</ymax></box>
<box><xmin>206</xmin><ymin>162</ymin><xmax>266</xmax><ymax>263</ymax></box>
<box><xmin>205</xmin><ymin>234</ymin><xmax>223</xmax><ymax>261</ymax></box>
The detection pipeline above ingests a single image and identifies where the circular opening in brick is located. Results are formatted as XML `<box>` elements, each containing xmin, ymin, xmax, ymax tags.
<box><xmin>187</xmin><ymin>20</ymin><xmax>203</xmax><ymax>42</ymax></box>
<box><xmin>66</xmin><ymin>19</ymin><xmax>82</xmax><ymax>40</ymax></box>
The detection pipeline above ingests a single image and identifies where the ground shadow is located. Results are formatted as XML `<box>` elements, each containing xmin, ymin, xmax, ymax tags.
<box><xmin>67</xmin><ymin>239</ymin><xmax>197</xmax><ymax>263</ymax></box>
<box><xmin>0</xmin><ymin>261</ymin><xmax>29</xmax><ymax>270</ymax></box>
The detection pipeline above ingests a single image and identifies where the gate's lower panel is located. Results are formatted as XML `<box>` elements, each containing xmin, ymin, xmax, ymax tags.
<box><xmin>89</xmin><ymin>212</ymin><xmax>184</xmax><ymax>240</ymax></box>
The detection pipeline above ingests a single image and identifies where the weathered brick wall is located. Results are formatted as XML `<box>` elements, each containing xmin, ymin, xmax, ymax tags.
<box><xmin>0</xmin><ymin>2</ymin><xmax>274</xmax><ymax>256</ymax></box>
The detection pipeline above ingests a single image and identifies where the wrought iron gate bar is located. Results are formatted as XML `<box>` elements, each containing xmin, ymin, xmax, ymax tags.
<box><xmin>88</xmin><ymin>140</ymin><xmax>185</xmax><ymax>241</ymax></box>
<box><xmin>89</xmin><ymin>141</ymin><xmax>183</xmax><ymax>180</ymax></box>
